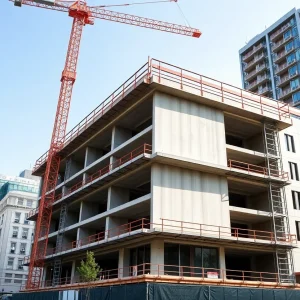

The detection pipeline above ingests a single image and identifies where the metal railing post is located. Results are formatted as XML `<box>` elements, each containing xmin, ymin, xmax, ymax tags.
<box><xmin>159</xmin><ymin>61</ymin><xmax>161</xmax><ymax>83</ymax></box>
<box><xmin>241</xmin><ymin>89</ymin><xmax>244</xmax><ymax>108</ymax></box>
<box><xmin>180</xmin><ymin>69</ymin><xmax>183</xmax><ymax>89</ymax></box>
<box><xmin>221</xmin><ymin>82</ymin><xmax>224</xmax><ymax>102</ymax></box>
<box><xmin>200</xmin><ymin>75</ymin><xmax>203</xmax><ymax>96</ymax></box>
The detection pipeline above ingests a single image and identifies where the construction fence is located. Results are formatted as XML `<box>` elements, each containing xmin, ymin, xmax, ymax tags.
<box><xmin>12</xmin><ymin>283</ymin><xmax>300</xmax><ymax>300</ymax></box>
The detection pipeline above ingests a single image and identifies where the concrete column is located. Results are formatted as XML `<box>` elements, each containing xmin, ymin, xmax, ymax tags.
<box><xmin>79</xmin><ymin>201</ymin><xmax>83</xmax><ymax>222</ymax></box>
<box><xmin>80</xmin><ymin>201</ymin><xmax>95</xmax><ymax>221</ymax></box>
<box><xmin>65</xmin><ymin>158</ymin><xmax>82</xmax><ymax>180</ymax></box>
<box><xmin>151</xmin><ymin>239</ymin><xmax>164</xmax><ymax>275</ymax></box>
<box><xmin>106</xmin><ymin>216</ymin><xmax>128</xmax><ymax>238</ymax></box>
<box><xmin>107</xmin><ymin>186</ymin><xmax>130</xmax><ymax>210</ymax></box>
<box><xmin>42</xmin><ymin>266</ymin><xmax>47</xmax><ymax>287</ymax></box>
<box><xmin>118</xmin><ymin>248</ymin><xmax>125</xmax><ymax>278</ymax></box>
<box><xmin>77</xmin><ymin>228</ymin><xmax>90</xmax><ymax>240</ymax></box>
<box><xmin>219</xmin><ymin>246</ymin><xmax>226</xmax><ymax>279</ymax></box>
<box><xmin>71</xmin><ymin>261</ymin><xmax>76</xmax><ymax>284</ymax></box>
<box><xmin>84</xmin><ymin>147</ymin><xmax>103</xmax><ymax>167</ymax></box>
<box><xmin>38</xmin><ymin>177</ymin><xmax>44</xmax><ymax>198</ymax></box>
<box><xmin>83</xmin><ymin>173</ymin><xmax>89</xmax><ymax>184</ymax></box>
<box><xmin>62</xmin><ymin>186</ymin><xmax>69</xmax><ymax>197</ymax></box>
<box><xmin>111</xmin><ymin>126</ymin><xmax>132</xmax><ymax>150</ymax></box>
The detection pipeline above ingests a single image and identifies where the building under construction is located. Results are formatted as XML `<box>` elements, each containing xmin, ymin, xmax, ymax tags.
<box><xmin>16</xmin><ymin>58</ymin><xmax>300</xmax><ymax>299</ymax></box>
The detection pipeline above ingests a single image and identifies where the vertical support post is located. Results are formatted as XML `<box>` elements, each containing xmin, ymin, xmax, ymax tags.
<box><xmin>159</xmin><ymin>61</ymin><xmax>161</xmax><ymax>83</ymax></box>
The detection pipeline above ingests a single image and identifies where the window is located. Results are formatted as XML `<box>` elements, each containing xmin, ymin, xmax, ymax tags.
<box><xmin>14</xmin><ymin>212</ymin><xmax>21</xmax><ymax>223</ymax></box>
<box><xmin>293</xmin><ymin>191</ymin><xmax>300</xmax><ymax>210</ymax></box>
<box><xmin>290</xmin><ymin>18</ymin><xmax>296</xmax><ymax>26</ymax></box>
<box><xmin>14</xmin><ymin>273</ymin><xmax>22</xmax><ymax>284</ymax></box>
<box><xmin>10</xmin><ymin>242</ymin><xmax>16</xmax><ymax>254</ymax></box>
<box><xmin>289</xmin><ymin>64</ymin><xmax>298</xmax><ymax>77</ymax></box>
<box><xmin>164</xmin><ymin>243</ymin><xmax>219</xmax><ymax>277</ymax></box>
<box><xmin>26</xmin><ymin>200</ymin><xmax>33</xmax><ymax>208</ymax></box>
<box><xmin>291</xmin><ymin>78</ymin><xmax>300</xmax><ymax>90</ymax></box>
<box><xmin>4</xmin><ymin>273</ymin><xmax>12</xmax><ymax>284</ymax></box>
<box><xmin>287</xmin><ymin>52</ymin><xmax>296</xmax><ymax>64</ymax></box>
<box><xmin>17</xmin><ymin>198</ymin><xmax>24</xmax><ymax>206</ymax></box>
<box><xmin>7</xmin><ymin>257</ymin><xmax>14</xmax><ymax>269</ymax></box>
<box><xmin>12</xmin><ymin>226</ymin><xmax>19</xmax><ymax>238</ymax></box>
<box><xmin>20</xmin><ymin>243</ymin><xmax>26</xmax><ymax>255</ymax></box>
<box><xmin>285</xmin><ymin>134</ymin><xmax>296</xmax><ymax>152</ymax></box>
<box><xmin>22</xmin><ymin>228</ymin><xmax>29</xmax><ymax>239</ymax></box>
<box><xmin>289</xmin><ymin>162</ymin><xmax>299</xmax><ymax>180</ymax></box>
<box><xmin>296</xmin><ymin>221</ymin><xmax>300</xmax><ymax>241</ymax></box>
<box><xmin>284</xmin><ymin>29</ymin><xmax>291</xmax><ymax>40</ymax></box>
<box><xmin>285</xmin><ymin>40</ymin><xmax>294</xmax><ymax>52</ymax></box>
<box><xmin>293</xmin><ymin>27</ymin><xmax>298</xmax><ymax>37</ymax></box>
<box><xmin>1</xmin><ymin>214</ymin><xmax>3</xmax><ymax>225</ymax></box>
<box><xmin>129</xmin><ymin>245</ymin><xmax>150</xmax><ymax>276</ymax></box>
<box><xmin>24</xmin><ymin>213</ymin><xmax>29</xmax><ymax>225</ymax></box>
<box><xmin>293</xmin><ymin>91</ymin><xmax>300</xmax><ymax>104</ymax></box>
<box><xmin>17</xmin><ymin>259</ymin><xmax>23</xmax><ymax>270</ymax></box>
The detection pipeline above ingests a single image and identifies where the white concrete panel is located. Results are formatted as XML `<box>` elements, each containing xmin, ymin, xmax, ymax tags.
<box><xmin>151</xmin><ymin>164</ymin><xmax>230</xmax><ymax>228</ymax></box>
<box><xmin>153</xmin><ymin>92</ymin><xmax>227</xmax><ymax>166</ymax></box>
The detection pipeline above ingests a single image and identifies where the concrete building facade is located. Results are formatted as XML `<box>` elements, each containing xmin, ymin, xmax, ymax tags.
<box><xmin>0</xmin><ymin>172</ymin><xmax>39</xmax><ymax>293</ymax></box>
<box><xmin>27</xmin><ymin>59</ymin><xmax>300</xmax><ymax>291</ymax></box>
<box><xmin>239</xmin><ymin>8</ymin><xmax>300</xmax><ymax>106</ymax></box>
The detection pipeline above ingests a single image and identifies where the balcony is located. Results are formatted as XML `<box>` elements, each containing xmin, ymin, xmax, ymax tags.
<box><xmin>244</xmin><ymin>53</ymin><xmax>266</xmax><ymax>72</ymax></box>
<box><xmin>277</xmin><ymin>72</ymin><xmax>298</xmax><ymax>88</ymax></box>
<box><xmin>38</xmin><ymin>218</ymin><xmax>295</xmax><ymax>260</ymax></box>
<box><xmin>275</xmin><ymin>59</ymin><xmax>297</xmax><ymax>75</ymax></box>
<box><xmin>227</xmin><ymin>159</ymin><xmax>289</xmax><ymax>182</ymax></box>
<box><xmin>28</xmin><ymin>144</ymin><xmax>152</xmax><ymax>221</ymax></box>
<box><xmin>270</xmin><ymin>22</ymin><xmax>291</xmax><ymax>41</ymax></box>
<box><xmin>258</xmin><ymin>86</ymin><xmax>272</xmax><ymax>96</ymax></box>
<box><xmin>273</xmin><ymin>47</ymin><xmax>295</xmax><ymax>64</ymax></box>
<box><xmin>245</xmin><ymin>64</ymin><xmax>267</xmax><ymax>81</ymax></box>
<box><xmin>242</xmin><ymin>43</ymin><xmax>265</xmax><ymax>63</ymax></box>
<box><xmin>247</xmin><ymin>74</ymin><xmax>270</xmax><ymax>91</ymax></box>
<box><xmin>278</xmin><ymin>85</ymin><xmax>300</xmax><ymax>100</ymax></box>
<box><xmin>272</xmin><ymin>35</ymin><xmax>293</xmax><ymax>52</ymax></box>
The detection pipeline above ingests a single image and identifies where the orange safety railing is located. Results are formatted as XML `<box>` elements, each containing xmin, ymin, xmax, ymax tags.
<box><xmin>32</xmin><ymin>58</ymin><xmax>292</xmax><ymax>173</ymax></box>
<box><xmin>22</xmin><ymin>263</ymin><xmax>293</xmax><ymax>290</ymax></box>
<box><xmin>32</xmin><ymin>62</ymin><xmax>150</xmax><ymax>172</ymax></box>
<box><xmin>28</xmin><ymin>144</ymin><xmax>152</xmax><ymax>218</ymax></box>
<box><xmin>227</xmin><ymin>159</ymin><xmax>289</xmax><ymax>180</ymax></box>
<box><xmin>26</xmin><ymin>218</ymin><xmax>295</xmax><ymax>260</ymax></box>
<box><xmin>150</xmin><ymin>59</ymin><xmax>290</xmax><ymax>120</ymax></box>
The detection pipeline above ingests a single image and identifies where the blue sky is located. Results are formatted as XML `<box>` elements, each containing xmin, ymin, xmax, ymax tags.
<box><xmin>0</xmin><ymin>0</ymin><xmax>299</xmax><ymax>176</ymax></box>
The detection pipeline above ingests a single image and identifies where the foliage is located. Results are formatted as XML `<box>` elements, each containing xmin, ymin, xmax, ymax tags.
<box><xmin>77</xmin><ymin>251</ymin><xmax>101</xmax><ymax>283</ymax></box>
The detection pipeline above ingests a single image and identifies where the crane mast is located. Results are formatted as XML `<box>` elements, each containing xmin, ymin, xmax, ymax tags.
<box><xmin>27</xmin><ymin>3</ymin><xmax>94</xmax><ymax>289</ymax></box>
<box><xmin>12</xmin><ymin>0</ymin><xmax>201</xmax><ymax>289</ymax></box>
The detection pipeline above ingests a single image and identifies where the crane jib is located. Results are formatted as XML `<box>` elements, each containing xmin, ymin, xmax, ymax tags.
<box><xmin>14</xmin><ymin>0</ymin><xmax>56</xmax><ymax>6</ymax></box>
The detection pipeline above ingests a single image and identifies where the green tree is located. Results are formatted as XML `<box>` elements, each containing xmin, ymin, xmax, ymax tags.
<box><xmin>77</xmin><ymin>251</ymin><xmax>101</xmax><ymax>300</ymax></box>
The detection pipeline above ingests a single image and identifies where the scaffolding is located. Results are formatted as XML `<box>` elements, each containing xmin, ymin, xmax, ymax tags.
<box><xmin>263</xmin><ymin>122</ymin><xmax>295</xmax><ymax>284</ymax></box>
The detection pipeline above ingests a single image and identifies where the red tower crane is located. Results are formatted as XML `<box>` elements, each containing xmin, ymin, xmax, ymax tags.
<box><xmin>11</xmin><ymin>0</ymin><xmax>201</xmax><ymax>289</ymax></box>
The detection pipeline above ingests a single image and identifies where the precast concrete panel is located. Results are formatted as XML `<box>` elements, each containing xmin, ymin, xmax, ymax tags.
<box><xmin>153</xmin><ymin>92</ymin><xmax>227</xmax><ymax>167</ymax></box>
<box><xmin>151</xmin><ymin>164</ymin><xmax>230</xmax><ymax>228</ymax></box>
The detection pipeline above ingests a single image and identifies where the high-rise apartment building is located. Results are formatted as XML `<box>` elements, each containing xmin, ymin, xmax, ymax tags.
<box><xmin>0</xmin><ymin>172</ymin><xmax>39</xmax><ymax>294</ymax></box>
<box><xmin>239</xmin><ymin>8</ymin><xmax>300</xmax><ymax>106</ymax></box>
<box><xmin>22</xmin><ymin>59</ymin><xmax>300</xmax><ymax>299</ymax></box>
